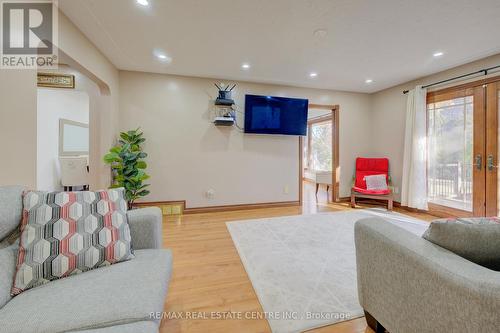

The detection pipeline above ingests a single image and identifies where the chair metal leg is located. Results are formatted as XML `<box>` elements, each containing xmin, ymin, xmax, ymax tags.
<box><xmin>350</xmin><ymin>191</ymin><xmax>356</xmax><ymax>208</ymax></box>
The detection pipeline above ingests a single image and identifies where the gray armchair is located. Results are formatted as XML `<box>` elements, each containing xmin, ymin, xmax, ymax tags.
<box><xmin>354</xmin><ymin>217</ymin><xmax>500</xmax><ymax>333</ymax></box>
<box><xmin>0</xmin><ymin>186</ymin><xmax>172</xmax><ymax>333</ymax></box>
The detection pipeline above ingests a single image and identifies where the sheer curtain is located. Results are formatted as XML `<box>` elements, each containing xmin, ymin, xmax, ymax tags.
<box><xmin>401</xmin><ymin>85</ymin><xmax>428</xmax><ymax>210</ymax></box>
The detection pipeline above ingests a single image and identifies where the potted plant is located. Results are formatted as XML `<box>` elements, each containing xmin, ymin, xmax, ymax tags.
<box><xmin>104</xmin><ymin>128</ymin><xmax>150</xmax><ymax>209</ymax></box>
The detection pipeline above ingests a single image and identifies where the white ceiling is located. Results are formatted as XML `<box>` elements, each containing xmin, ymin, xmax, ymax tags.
<box><xmin>59</xmin><ymin>0</ymin><xmax>500</xmax><ymax>93</ymax></box>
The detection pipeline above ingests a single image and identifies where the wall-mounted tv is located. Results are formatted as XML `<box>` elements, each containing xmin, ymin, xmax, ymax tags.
<box><xmin>244</xmin><ymin>95</ymin><xmax>308</xmax><ymax>136</ymax></box>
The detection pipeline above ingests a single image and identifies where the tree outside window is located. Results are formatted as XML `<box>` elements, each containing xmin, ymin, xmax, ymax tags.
<box><xmin>308</xmin><ymin>121</ymin><xmax>332</xmax><ymax>171</ymax></box>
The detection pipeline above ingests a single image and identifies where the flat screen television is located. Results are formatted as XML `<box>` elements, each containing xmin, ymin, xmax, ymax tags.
<box><xmin>244</xmin><ymin>95</ymin><xmax>308</xmax><ymax>136</ymax></box>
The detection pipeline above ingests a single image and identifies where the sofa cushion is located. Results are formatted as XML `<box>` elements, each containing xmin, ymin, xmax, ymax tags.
<box><xmin>12</xmin><ymin>189</ymin><xmax>134</xmax><ymax>295</ymax></box>
<box><xmin>0</xmin><ymin>186</ymin><xmax>24</xmax><ymax>241</ymax></box>
<box><xmin>0</xmin><ymin>243</ymin><xmax>18</xmax><ymax>308</ymax></box>
<box><xmin>422</xmin><ymin>217</ymin><xmax>500</xmax><ymax>270</ymax></box>
<box><xmin>0</xmin><ymin>249</ymin><xmax>172</xmax><ymax>333</ymax></box>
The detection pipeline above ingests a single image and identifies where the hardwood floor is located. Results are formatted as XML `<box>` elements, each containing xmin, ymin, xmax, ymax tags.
<box><xmin>159</xmin><ymin>183</ymin><xmax>437</xmax><ymax>333</ymax></box>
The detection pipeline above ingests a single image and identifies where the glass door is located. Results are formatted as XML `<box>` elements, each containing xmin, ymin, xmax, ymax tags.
<box><xmin>427</xmin><ymin>88</ymin><xmax>476</xmax><ymax>214</ymax></box>
<box><xmin>484</xmin><ymin>82</ymin><xmax>498</xmax><ymax>216</ymax></box>
<box><xmin>427</xmin><ymin>82</ymin><xmax>499</xmax><ymax>217</ymax></box>
<box><xmin>494</xmin><ymin>82</ymin><xmax>500</xmax><ymax>216</ymax></box>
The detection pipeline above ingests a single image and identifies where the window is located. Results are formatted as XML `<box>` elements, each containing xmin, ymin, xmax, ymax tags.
<box><xmin>427</xmin><ymin>95</ymin><xmax>473</xmax><ymax>211</ymax></box>
<box><xmin>304</xmin><ymin>120</ymin><xmax>332</xmax><ymax>171</ymax></box>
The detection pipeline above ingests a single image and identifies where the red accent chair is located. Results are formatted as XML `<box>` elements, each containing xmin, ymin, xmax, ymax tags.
<box><xmin>350</xmin><ymin>157</ymin><xmax>393</xmax><ymax>211</ymax></box>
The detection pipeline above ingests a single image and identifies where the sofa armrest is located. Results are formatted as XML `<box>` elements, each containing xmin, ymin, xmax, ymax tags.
<box><xmin>354</xmin><ymin>218</ymin><xmax>500</xmax><ymax>333</ymax></box>
<box><xmin>127</xmin><ymin>207</ymin><xmax>163</xmax><ymax>250</ymax></box>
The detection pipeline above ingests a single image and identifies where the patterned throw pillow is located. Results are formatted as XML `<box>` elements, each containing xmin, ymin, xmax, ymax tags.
<box><xmin>11</xmin><ymin>189</ymin><xmax>134</xmax><ymax>296</ymax></box>
<box><xmin>364</xmin><ymin>174</ymin><xmax>388</xmax><ymax>190</ymax></box>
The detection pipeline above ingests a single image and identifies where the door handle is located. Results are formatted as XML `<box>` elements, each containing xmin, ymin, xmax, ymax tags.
<box><xmin>475</xmin><ymin>154</ymin><xmax>482</xmax><ymax>170</ymax></box>
<box><xmin>487</xmin><ymin>155</ymin><xmax>499</xmax><ymax>171</ymax></box>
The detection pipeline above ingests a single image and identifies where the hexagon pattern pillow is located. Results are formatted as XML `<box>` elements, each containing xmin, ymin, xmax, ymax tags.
<box><xmin>11</xmin><ymin>188</ymin><xmax>134</xmax><ymax>296</ymax></box>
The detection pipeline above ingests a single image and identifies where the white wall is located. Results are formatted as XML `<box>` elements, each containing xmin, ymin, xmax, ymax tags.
<box><xmin>0</xmin><ymin>70</ymin><xmax>37</xmax><ymax>188</ymax></box>
<box><xmin>308</xmin><ymin>108</ymin><xmax>332</xmax><ymax>119</ymax></box>
<box><xmin>37</xmin><ymin>89</ymin><xmax>89</xmax><ymax>191</ymax></box>
<box><xmin>119</xmin><ymin>71</ymin><xmax>372</xmax><ymax>208</ymax></box>
<box><xmin>370</xmin><ymin>53</ymin><xmax>500</xmax><ymax>201</ymax></box>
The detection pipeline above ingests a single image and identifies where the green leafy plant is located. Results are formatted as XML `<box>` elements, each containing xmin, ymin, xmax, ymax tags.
<box><xmin>104</xmin><ymin>128</ymin><xmax>150</xmax><ymax>209</ymax></box>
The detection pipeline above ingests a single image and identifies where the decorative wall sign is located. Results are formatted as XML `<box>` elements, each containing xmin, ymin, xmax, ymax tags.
<box><xmin>37</xmin><ymin>73</ymin><xmax>75</xmax><ymax>89</ymax></box>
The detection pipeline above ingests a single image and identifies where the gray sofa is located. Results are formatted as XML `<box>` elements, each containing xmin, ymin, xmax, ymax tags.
<box><xmin>0</xmin><ymin>186</ymin><xmax>172</xmax><ymax>333</ymax></box>
<box><xmin>354</xmin><ymin>217</ymin><xmax>500</xmax><ymax>333</ymax></box>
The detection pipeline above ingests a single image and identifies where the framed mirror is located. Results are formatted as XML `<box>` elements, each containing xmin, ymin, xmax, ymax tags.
<box><xmin>59</xmin><ymin>119</ymin><xmax>89</xmax><ymax>156</ymax></box>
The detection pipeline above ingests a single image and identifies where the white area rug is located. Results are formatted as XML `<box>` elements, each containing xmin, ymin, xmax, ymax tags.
<box><xmin>226</xmin><ymin>209</ymin><xmax>428</xmax><ymax>333</ymax></box>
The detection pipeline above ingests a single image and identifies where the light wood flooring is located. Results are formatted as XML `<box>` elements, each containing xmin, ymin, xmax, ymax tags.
<box><xmin>160</xmin><ymin>182</ymin><xmax>437</xmax><ymax>333</ymax></box>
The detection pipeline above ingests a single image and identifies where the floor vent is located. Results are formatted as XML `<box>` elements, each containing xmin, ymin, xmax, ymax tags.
<box><xmin>160</xmin><ymin>203</ymin><xmax>184</xmax><ymax>215</ymax></box>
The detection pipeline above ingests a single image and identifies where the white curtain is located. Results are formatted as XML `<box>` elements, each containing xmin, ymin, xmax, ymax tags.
<box><xmin>401</xmin><ymin>85</ymin><xmax>428</xmax><ymax>210</ymax></box>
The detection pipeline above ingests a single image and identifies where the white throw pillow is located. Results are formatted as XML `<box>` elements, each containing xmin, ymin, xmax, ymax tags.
<box><xmin>364</xmin><ymin>174</ymin><xmax>388</xmax><ymax>190</ymax></box>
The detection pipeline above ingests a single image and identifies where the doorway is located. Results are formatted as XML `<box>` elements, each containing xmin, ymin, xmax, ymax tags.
<box><xmin>37</xmin><ymin>88</ymin><xmax>90</xmax><ymax>192</ymax></box>
<box><xmin>36</xmin><ymin>66</ymin><xmax>104</xmax><ymax>192</ymax></box>
<box><xmin>300</xmin><ymin>104</ymin><xmax>339</xmax><ymax>211</ymax></box>
<box><xmin>426</xmin><ymin>80</ymin><xmax>499</xmax><ymax>217</ymax></box>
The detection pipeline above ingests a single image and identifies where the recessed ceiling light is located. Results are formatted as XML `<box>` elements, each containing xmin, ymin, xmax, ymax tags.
<box><xmin>309</xmin><ymin>72</ymin><xmax>318</xmax><ymax>78</ymax></box>
<box><xmin>365</xmin><ymin>79</ymin><xmax>373</xmax><ymax>84</ymax></box>
<box><xmin>241</xmin><ymin>63</ymin><xmax>250</xmax><ymax>70</ymax></box>
<box><xmin>155</xmin><ymin>53</ymin><xmax>172</xmax><ymax>63</ymax></box>
<box><xmin>136</xmin><ymin>0</ymin><xmax>149</xmax><ymax>6</ymax></box>
<box><xmin>433</xmin><ymin>51</ymin><xmax>444</xmax><ymax>57</ymax></box>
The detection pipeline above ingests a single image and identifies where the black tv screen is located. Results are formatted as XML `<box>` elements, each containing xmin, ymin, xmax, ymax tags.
<box><xmin>244</xmin><ymin>95</ymin><xmax>308</xmax><ymax>136</ymax></box>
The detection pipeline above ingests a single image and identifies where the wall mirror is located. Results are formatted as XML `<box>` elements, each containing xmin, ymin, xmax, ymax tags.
<box><xmin>59</xmin><ymin>119</ymin><xmax>89</xmax><ymax>156</ymax></box>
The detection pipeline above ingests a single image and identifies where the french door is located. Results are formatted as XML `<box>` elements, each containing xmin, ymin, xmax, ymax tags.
<box><xmin>427</xmin><ymin>80</ymin><xmax>499</xmax><ymax>217</ymax></box>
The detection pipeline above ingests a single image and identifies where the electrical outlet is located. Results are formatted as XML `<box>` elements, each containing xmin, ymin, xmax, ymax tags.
<box><xmin>283</xmin><ymin>185</ymin><xmax>289</xmax><ymax>194</ymax></box>
<box><xmin>206</xmin><ymin>189</ymin><xmax>215</xmax><ymax>199</ymax></box>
